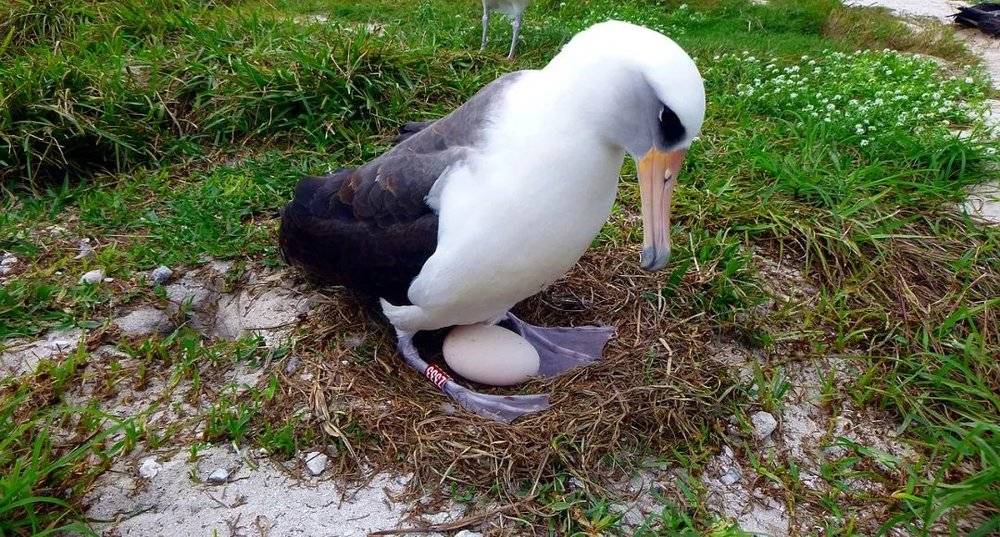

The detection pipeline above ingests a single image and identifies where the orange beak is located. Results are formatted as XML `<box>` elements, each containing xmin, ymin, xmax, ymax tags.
<box><xmin>637</xmin><ymin>148</ymin><xmax>686</xmax><ymax>272</ymax></box>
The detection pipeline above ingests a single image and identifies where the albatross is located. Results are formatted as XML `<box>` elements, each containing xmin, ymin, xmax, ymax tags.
<box><xmin>279</xmin><ymin>20</ymin><xmax>706</xmax><ymax>423</ymax></box>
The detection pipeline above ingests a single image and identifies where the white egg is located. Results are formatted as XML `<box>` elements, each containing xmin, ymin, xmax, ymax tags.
<box><xmin>443</xmin><ymin>324</ymin><xmax>540</xmax><ymax>386</ymax></box>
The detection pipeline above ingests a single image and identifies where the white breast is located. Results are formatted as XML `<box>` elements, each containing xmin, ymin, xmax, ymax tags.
<box><xmin>401</xmin><ymin>73</ymin><xmax>624</xmax><ymax>331</ymax></box>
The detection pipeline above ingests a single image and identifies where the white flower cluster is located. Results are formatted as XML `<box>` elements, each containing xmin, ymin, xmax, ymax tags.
<box><xmin>705</xmin><ymin>49</ymin><xmax>992</xmax><ymax>154</ymax></box>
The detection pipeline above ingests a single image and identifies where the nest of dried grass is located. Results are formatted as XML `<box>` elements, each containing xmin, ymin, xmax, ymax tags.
<box><xmin>259</xmin><ymin>244</ymin><xmax>735</xmax><ymax>514</ymax></box>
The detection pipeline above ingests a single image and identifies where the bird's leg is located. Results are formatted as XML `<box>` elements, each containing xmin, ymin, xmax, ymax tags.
<box><xmin>507</xmin><ymin>13</ymin><xmax>522</xmax><ymax>60</ymax></box>
<box><xmin>481</xmin><ymin>9</ymin><xmax>490</xmax><ymax>50</ymax></box>
<box><xmin>394</xmin><ymin>330</ymin><xmax>550</xmax><ymax>424</ymax></box>
<box><xmin>503</xmin><ymin>313</ymin><xmax>615</xmax><ymax>377</ymax></box>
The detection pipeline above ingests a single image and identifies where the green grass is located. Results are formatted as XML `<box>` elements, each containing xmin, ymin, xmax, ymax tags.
<box><xmin>2</xmin><ymin>0</ymin><xmax>999</xmax><ymax>534</ymax></box>
<box><xmin>0</xmin><ymin>346</ymin><xmax>134</xmax><ymax>537</ymax></box>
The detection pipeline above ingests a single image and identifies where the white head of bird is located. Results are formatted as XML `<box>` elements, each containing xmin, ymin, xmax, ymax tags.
<box><xmin>482</xmin><ymin>20</ymin><xmax>706</xmax><ymax>275</ymax></box>
<box><xmin>563</xmin><ymin>21</ymin><xmax>704</xmax><ymax>272</ymax></box>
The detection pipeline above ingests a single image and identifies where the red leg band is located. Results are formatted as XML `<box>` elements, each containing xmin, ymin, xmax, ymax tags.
<box><xmin>424</xmin><ymin>364</ymin><xmax>451</xmax><ymax>390</ymax></box>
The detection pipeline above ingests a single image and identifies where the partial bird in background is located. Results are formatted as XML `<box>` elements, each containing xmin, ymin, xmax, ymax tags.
<box><xmin>481</xmin><ymin>0</ymin><xmax>533</xmax><ymax>59</ymax></box>
<box><xmin>952</xmin><ymin>3</ymin><xmax>1000</xmax><ymax>37</ymax></box>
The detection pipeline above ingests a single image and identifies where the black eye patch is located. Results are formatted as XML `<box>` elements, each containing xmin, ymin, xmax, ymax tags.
<box><xmin>658</xmin><ymin>105</ymin><xmax>686</xmax><ymax>147</ymax></box>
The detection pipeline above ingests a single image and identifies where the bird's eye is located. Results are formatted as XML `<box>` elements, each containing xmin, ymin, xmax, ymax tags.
<box><xmin>658</xmin><ymin>105</ymin><xmax>686</xmax><ymax>147</ymax></box>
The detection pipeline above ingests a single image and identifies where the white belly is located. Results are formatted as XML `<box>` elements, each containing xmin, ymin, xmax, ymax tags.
<box><xmin>403</xmin><ymin>147</ymin><xmax>623</xmax><ymax>331</ymax></box>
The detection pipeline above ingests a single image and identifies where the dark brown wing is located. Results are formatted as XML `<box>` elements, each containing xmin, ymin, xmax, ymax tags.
<box><xmin>279</xmin><ymin>72</ymin><xmax>525</xmax><ymax>304</ymax></box>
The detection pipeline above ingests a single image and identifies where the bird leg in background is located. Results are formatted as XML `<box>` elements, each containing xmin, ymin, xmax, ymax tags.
<box><xmin>503</xmin><ymin>312</ymin><xmax>614</xmax><ymax>377</ymax></box>
<box><xmin>508</xmin><ymin>13</ymin><xmax>522</xmax><ymax>59</ymax></box>
<box><xmin>394</xmin><ymin>330</ymin><xmax>550</xmax><ymax>424</ymax></box>
<box><xmin>481</xmin><ymin>9</ymin><xmax>491</xmax><ymax>50</ymax></box>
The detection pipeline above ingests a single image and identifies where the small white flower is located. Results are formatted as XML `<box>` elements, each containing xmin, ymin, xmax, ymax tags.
<box><xmin>986</xmin><ymin>147</ymin><xmax>997</xmax><ymax>156</ymax></box>
<box><xmin>964</xmin><ymin>77</ymin><xmax>974</xmax><ymax>84</ymax></box>
<box><xmin>860</xmin><ymin>139</ymin><xmax>870</xmax><ymax>147</ymax></box>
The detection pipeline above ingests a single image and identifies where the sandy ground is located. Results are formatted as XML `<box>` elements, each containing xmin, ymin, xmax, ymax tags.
<box><xmin>84</xmin><ymin>446</ymin><xmax>463</xmax><ymax>537</ymax></box>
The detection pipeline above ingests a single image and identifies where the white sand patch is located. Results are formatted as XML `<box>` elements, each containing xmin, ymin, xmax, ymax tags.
<box><xmin>84</xmin><ymin>445</ymin><xmax>464</xmax><ymax>537</ymax></box>
<box><xmin>211</xmin><ymin>268</ymin><xmax>316</xmax><ymax>345</ymax></box>
<box><xmin>0</xmin><ymin>328</ymin><xmax>83</xmax><ymax>376</ymax></box>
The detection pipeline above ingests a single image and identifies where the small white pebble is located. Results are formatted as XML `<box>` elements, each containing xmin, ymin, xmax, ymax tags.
<box><xmin>751</xmin><ymin>411</ymin><xmax>778</xmax><ymax>440</ymax></box>
<box><xmin>304</xmin><ymin>451</ymin><xmax>329</xmax><ymax>476</ymax></box>
<box><xmin>206</xmin><ymin>468</ymin><xmax>229</xmax><ymax>484</ymax></box>
<box><xmin>138</xmin><ymin>458</ymin><xmax>161</xmax><ymax>479</ymax></box>
<box><xmin>150</xmin><ymin>265</ymin><xmax>173</xmax><ymax>285</ymax></box>
<box><xmin>79</xmin><ymin>269</ymin><xmax>105</xmax><ymax>285</ymax></box>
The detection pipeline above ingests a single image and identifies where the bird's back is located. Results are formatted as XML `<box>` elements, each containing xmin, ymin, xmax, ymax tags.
<box><xmin>279</xmin><ymin>72</ymin><xmax>526</xmax><ymax>305</ymax></box>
